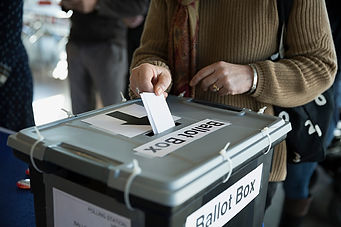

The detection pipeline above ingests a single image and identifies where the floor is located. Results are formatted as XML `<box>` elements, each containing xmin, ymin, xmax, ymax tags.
<box><xmin>264</xmin><ymin>166</ymin><xmax>338</xmax><ymax>227</ymax></box>
<box><xmin>22</xmin><ymin>3</ymin><xmax>340</xmax><ymax>227</ymax></box>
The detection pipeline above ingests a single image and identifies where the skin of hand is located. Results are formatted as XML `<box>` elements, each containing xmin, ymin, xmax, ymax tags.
<box><xmin>130</xmin><ymin>63</ymin><xmax>172</xmax><ymax>97</ymax></box>
<box><xmin>123</xmin><ymin>15</ymin><xmax>144</xmax><ymax>28</ymax></box>
<box><xmin>60</xmin><ymin>0</ymin><xmax>98</xmax><ymax>13</ymax></box>
<box><xmin>189</xmin><ymin>61</ymin><xmax>254</xmax><ymax>96</ymax></box>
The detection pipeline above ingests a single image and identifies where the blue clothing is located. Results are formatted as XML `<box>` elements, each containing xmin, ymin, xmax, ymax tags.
<box><xmin>0</xmin><ymin>0</ymin><xmax>34</xmax><ymax>131</ymax></box>
<box><xmin>326</xmin><ymin>70</ymin><xmax>341</xmax><ymax>146</ymax></box>
<box><xmin>325</xmin><ymin>0</ymin><xmax>341</xmax><ymax>147</ymax></box>
<box><xmin>283</xmin><ymin>162</ymin><xmax>317</xmax><ymax>199</ymax></box>
<box><xmin>283</xmin><ymin>0</ymin><xmax>340</xmax><ymax>201</ymax></box>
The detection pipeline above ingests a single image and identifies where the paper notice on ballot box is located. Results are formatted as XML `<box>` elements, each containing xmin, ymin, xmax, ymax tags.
<box><xmin>140</xmin><ymin>92</ymin><xmax>175</xmax><ymax>134</ymax></box>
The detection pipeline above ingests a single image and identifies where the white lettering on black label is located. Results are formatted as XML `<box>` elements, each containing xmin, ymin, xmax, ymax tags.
<box><xmin>186</xmin><ymin>164</ymin><xmax>263</xmax><ymax>227</ymax></box>
<box><xmin>134</xmin><ymin>119</ymin><xmax>230</xmax><ymax>157</ymax></box>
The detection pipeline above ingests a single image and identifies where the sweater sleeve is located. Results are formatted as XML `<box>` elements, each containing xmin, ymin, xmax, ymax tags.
<box><xmin>131</xmin><ymin>0</ymin><xmax>170</xmax><ymax>69</ymax></box>
<box><xmin>128</xmin><ymin>0</ymin><xmax>173</xmax><ymax>99</ymax></box>
<box><xmin>252</xmin><ymin>0</ymin><xmax>337</xmax><ymax>108</ymax></box>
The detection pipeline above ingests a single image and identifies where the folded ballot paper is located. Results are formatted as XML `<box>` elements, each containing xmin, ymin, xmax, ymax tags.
<box><xmin>140</xmin><ymin>92</ymin><xmax>175</xmax><ymax>134</ymax></box>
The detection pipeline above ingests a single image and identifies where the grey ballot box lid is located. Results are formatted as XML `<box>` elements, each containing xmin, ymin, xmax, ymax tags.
<box><xmin>7</xmin><ymin>96</ymin><xmax>291</xmax><ymax>207</ymax></box>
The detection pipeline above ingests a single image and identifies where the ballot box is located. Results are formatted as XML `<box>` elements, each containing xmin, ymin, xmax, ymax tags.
<box><xmin>7</xmin><ymin>96</ymin><xmax>291</xmax><ymax>227</ymax></box>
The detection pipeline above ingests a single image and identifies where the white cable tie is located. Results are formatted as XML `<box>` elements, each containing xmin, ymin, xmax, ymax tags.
<box><xmin>178</xmin><ymin>91</ymin><xmax>186</xmax><ymax>97</ymax></box>
<box><xmin>61</xmin><ymin>108</ymin><xmax>74</xmax><ymax>118</ymax></box>
<box><xmin>120</xmin><ymin>91</ymin><xmax>127</xmax><ymax>102</ymax></box>
<box><xmin>261</xmin><ymin>127</ymin><xmax>272</xmax><ymax>155</ymax></box>
<box><xmin>258</xmin><ymin>106</ymin><xmax>267</xmax><ymax>114</ymax></box>
<box><xmin>124</xmin><ymin>159</ymin><xmax>142</xmax><ymax>211</ymax></box>
<box><xmin>30</xmin><ymin>126</ymin><xmax>44</xmax><ymax>173</ymax></box>
<box><xmin>219</xmin><ymin>142</ymin><xmax>233</xmax><ymax>183</ymax></box>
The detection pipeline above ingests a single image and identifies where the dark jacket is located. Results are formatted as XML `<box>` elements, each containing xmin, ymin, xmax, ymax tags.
<box><xmin>69</xmin><ymin>0</ymin><xmax>149</xmax><ymax>46</ymax></box>
<box><xmin>326</xmin><ymin>0</ymin><xmax>341</xmax><ymax>65</ymax></box>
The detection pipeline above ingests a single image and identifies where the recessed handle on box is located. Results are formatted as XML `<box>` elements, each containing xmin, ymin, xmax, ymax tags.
<box><xmin>59</xmin><ymin>142</ymin><xmax>123</xmax><ymax>166</ymax></box>
<box><xmin>191</xmin><ymin>99</ymin><xmax>245</xmax><ymax>113</ymax></box>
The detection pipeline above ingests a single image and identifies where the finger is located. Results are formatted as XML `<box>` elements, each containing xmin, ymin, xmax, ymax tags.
<box><xmin>129</xmin><ymin>80</ymin><xmax>141</xmax><ymax>97</ymax></box>
<box><xmin>154</xmin><ymin>71</ymin><xmax>171</xmax><ymax>96</ymax></box>
<box><xmin>210</xmin><ymin>83</ymin><xmax>222</xmax><ymax>92</ymax></box>
<box><xmin>189</xmin><ymin>65</ymin><xmax>215</xmax><ymax>87</ymax></box>
<box><xmin>138</xmin><ymin>74</ymin><xmax>154</xmax><ymax>93</ymax></box>
<box><xmin>129</xmin><ymin>69</ymin><xmax>139</xmax><ymax>96</ymax></box>
<box><xmin>129</xmin><ymin>81</ymin><xmax>136</xmax><ymax>94</ymax></box>
<box><xmin>201</xmin><ymin>75</ymin><xmax>220</xmax><ymax>92</ymax></box>
<box><xmin>134</xmin><ymin>66</ymin><xmax>154</xmax><ymax>93</ymax></box>
<box><xmin>217</xmin><ymin>86</ymin><xmax>229</xmax><ymax>96</ymax></box>
<box><xmin>130</xmin><ymin>66</ymin><xmax>152</xmax><ymax>96</ymax></box>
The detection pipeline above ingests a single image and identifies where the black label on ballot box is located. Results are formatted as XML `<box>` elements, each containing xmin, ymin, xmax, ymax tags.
<box><xmin>134</xmin><ymin>119</ymin><xmax>230</xmax><ymax>157</ymax></box>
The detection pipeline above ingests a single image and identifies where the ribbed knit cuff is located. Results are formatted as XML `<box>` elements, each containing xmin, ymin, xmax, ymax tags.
<box><xmin>130</xmin><ymin>59</ymin><xmax>170</xmax><ymax>74</ymax></box>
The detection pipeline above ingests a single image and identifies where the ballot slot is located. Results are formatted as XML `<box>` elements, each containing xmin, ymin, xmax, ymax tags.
<box><xmin>145</xmin><ymin>122</ymin><xmax>182</xmax><ymax>137</ymax></box>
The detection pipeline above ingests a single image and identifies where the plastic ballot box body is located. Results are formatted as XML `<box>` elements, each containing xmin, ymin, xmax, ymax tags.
<box><xmin>8</xmin><ymin>96</ymin><xmax>291</xmax><ymax>227</ymax></box>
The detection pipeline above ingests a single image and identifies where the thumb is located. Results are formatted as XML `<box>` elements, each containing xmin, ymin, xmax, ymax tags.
<box><xmin>154</xmin><ymin>72</ymin><xmax>171</xmax><ymax>96</ymax></box>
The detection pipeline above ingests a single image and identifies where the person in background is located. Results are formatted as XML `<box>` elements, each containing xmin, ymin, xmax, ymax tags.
<box><xmin>279</xmin><ymin>1</ymin><xmax>340</xmax><ymax>226</ymax></box>
<box><xmin>129</xmin><ymin>0</ymin><xmax>337</xmax><ymax>221</ymax></box>
<box><xmin>126</xmin><ymin>15</ymin><xmax>146</xmax><ymax>69</ymax></box>
<box><xmin>124</xmin><ymin>10</ymin><xmax>149</xmax><ymax>98</ymax></box>
<box><xmin>320</xmin><ymin>0</ymin><xmax>341</xmax><ymax>226</ymax></box>
<box><xmin>60</xmin><ymin>0</ymin><xmax>149</xmax><ymax>114</ymax></box>
<box><xmin>325</xmin><ymin>0</ymin><xmax>341</xmax><ymax>147</ymax></box>
<box><xmin>0</xmin><ymin>0</ymin><xmax>35</xmax><ymax>131</ymax></box>
<box><xmin>1</xmin><ymin>0</ymin><xmax>39</xmax><ymax>226</ymax></box>
<box><xmin>279</xmin><ymin>163</ymin><xmax>318</xmax><ymax>226</ymax></box>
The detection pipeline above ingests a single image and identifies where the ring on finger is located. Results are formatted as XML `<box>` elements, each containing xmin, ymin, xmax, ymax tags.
<box><xmin>212</xmin><ymin>84</ymin><xmax>220</xmax><ymax>92</ymax></box>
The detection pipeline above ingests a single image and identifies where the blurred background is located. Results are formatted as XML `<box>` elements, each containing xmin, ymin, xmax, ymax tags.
<box><xmin>23</xmin><ymin>0</ymin><xmax>72</xmax><ymax>126</ymax></box>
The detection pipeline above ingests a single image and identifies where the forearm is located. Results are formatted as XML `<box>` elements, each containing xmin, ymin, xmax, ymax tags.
<box><xmin>252</xmin><ymin>0</ymin><xmax>337</xmax><ymax>107</ymax></box>
<box><xmin>131</xmin><ymin>0</ymin><xmax>169</xmax><ymax>70</ymax></box>
<box><xmin>252</xmin><ymin>53</ymin><xmax>336</xmax><ymax>107</ymax></box>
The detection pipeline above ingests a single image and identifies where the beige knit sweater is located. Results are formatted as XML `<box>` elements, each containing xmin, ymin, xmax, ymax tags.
<box><xmin>131</xmin><ymin>0</ymin><xmax>337</xmax><ymax>181</ymax></box>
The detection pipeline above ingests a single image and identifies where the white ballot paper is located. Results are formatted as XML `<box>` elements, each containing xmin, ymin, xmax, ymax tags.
<box><xmin>140</xmin><ymin>92</ymin><xmax>175</xmax><ymax>134</ymax></box>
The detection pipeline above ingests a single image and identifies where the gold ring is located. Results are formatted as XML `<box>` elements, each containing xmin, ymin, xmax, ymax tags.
<box><xmin>212</xmin><ymin>84</ymin><xmax>220</xmax><ymax>92</ymax></box>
